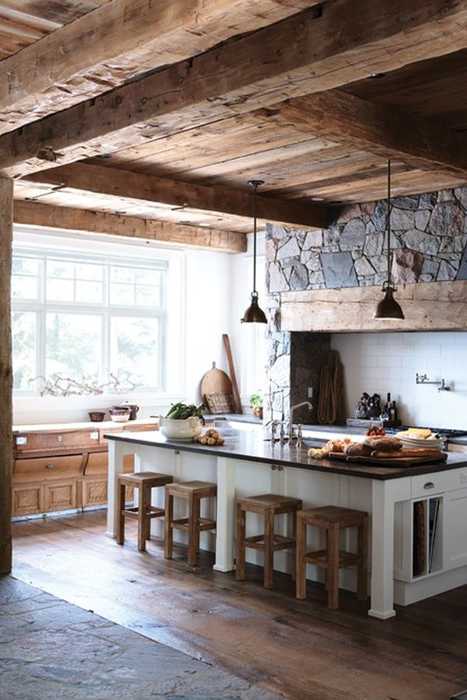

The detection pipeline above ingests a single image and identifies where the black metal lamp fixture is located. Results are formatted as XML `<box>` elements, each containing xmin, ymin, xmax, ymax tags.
<box><xmin>241</xmin><ymin>179</ymin><xmax>267</xmax><ymax>324</ymax></box>
<box><xmin>374</xmin><ymin>160</ymin><xmax>405</xmax><ymax>320</ymax></box>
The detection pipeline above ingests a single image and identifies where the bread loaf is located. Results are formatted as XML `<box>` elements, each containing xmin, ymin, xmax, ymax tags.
<box><xmin>364</xmin><ymin>436</ymin><xmax>402</xmax><ymax>453</ymax></box>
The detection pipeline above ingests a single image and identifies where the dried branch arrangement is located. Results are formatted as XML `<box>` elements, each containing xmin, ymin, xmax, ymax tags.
<box><xmin>29</xmin><ymin>371</ymin><xmax>141</xmax><ymax>397</ymax></box>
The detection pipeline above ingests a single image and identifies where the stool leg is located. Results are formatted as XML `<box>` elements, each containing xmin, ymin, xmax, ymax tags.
<box><xmin>263</xmin><ymin>508</ymin><xmax>274</xmax><ymax>589</ymax></box>
<box><xmin>164</xmin><ymin>492</ymin><xmax>174</xmax><ymax>560</ymax></box>
<box><xmin>290</xmin><ymin>508</ymin><xmax>297</xmax><ymax>581</ymax></box>
<box><xmin>235</xmin><ymin>504</ymin><xmax>246</xmax><ymax>581</ymax></box>
<box><xmin>137</xmin><ymin>485</ymin><xmax>146</xmax><ymax>552</ymax></box>
<box><xmin>188</xmin><ymin>493</ymin><xmax>200</xmax><ymax>567</ymax></box>
<box><xmin>327</xmin><ymin>523</ymin><xmax>340</xmax><ymax>610</ymax></box>
<box><xmin>296</xmin><ymin>515</ymin><xmax>306</xmax><ymax>600</ymax></box>
<box><xmin>357</xmin><ymin>516</ymin><xmax>369</xmax><ymax>601</ymax></box>
<box><xmin>116</xmin><ymin>483</ymin><xmax>126</xmax><ymax>546</ymax></box>
<box><xmin>144</xmin><ymin>485</ymin><xmax>151</xmax><ymax>543</ymax></box>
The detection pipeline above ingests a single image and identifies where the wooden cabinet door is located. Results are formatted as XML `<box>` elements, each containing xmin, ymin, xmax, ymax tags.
<box><xmin>15</xmin><ymin>429</ymin><xmax>100</xmax><ymax>454</ymax></box>
<box><xmin>44</xmin><ymin>481</ymin><xmax>77</xmax><ymax>512</ymax></box>
<box><xmin>12</xmin><ymin>484</ymin><xmax>42</xmax><ymax>516</ymax></box>
<box><xmin>444</xmin><ymin>489</ymin><xmax>467</xmax><ymax>570</ymax></box>
<box><xmin>82</xmin><ymin>478</ymin><xmax>108</xmax><ymax>507</ymax></box>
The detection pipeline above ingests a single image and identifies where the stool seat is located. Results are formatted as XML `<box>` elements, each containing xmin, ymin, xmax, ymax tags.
<box><xmin>236</xmin><ymin>493</ymin><xmax>302</xmax><ymax>589</ymax></box>
<box><xmin>299</xmin><ymin>506</ymin><xmax>366</xmax><ymax>527</ymax></box>
<box><xmin>237</xmin><ymin>494</ymin><xmax>302</xmax><ymax>513</ymax></box>
<box><xmin>119</xmin><ymin>471</ymin><xmax>174</xmax><ymax>487</ymax></box>
<box><xmin>117</xmin><ymin>471</ymin><xmax>173</xmax><ymax>552</ymax></box>
<box><xmin>164</xmin><ymin>481</ymin><xmax>217</xmax><ymax>567</ymax></box>
<box><xmin>296</xmin><ymin>505</ymin><xmax>369</xmax><ymax>609</ymax></box>
<box><xmin>166</xmin><ymin>480</ymin><xmax>217</xmax><ymax>498</ymax></box>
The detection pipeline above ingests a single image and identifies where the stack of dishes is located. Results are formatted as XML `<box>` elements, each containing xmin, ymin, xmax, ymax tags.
<box><xmin>395</xmin><ymin>428</ymin><xmax>444</xmax><ymax>450</ymax></box>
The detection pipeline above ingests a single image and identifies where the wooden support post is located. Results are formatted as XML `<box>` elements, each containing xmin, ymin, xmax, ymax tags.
<box><xmin>0</xmin><ymin>176</ymin><xmax>13</xmax><ymax>576</ymax></box>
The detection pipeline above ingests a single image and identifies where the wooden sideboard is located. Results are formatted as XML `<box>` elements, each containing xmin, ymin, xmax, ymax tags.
<box><xmin>12</xmin><ymin>419</ymin><xmax>158</xmax><ymax>518</ymax></box>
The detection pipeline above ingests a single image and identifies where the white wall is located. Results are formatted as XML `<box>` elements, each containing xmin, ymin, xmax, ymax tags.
<box><xmin>12</xmin><ymin>226</ymin><xmax>266</xmax><ymax>425</ymax></box>
<box><xmin>331</xmin><ymin>331</ymin><xmax>467</xmax><ymax>429</ymax></box>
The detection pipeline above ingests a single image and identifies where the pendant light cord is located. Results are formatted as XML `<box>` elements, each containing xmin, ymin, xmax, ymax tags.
<box><xmin>387</xmin><ymin>159</ymin><xmax>392</xmax><ymax>288</ymax></box>
<box><xmin>252</xmin><ymin>182</ymin><xmax>257</xmax><ymax>294</ymax></box>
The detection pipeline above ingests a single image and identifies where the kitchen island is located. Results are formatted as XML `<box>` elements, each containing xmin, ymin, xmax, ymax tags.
<box><xmin>106</xmin><ymin>429</ymin><xmax>467</xmax><ymax>620</ymax></box>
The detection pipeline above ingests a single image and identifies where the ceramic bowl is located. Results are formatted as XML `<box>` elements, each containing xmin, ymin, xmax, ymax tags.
<box><xmin>159</xmin><ymin>416</ymin><xmax>202</xmax><ymax>440</ymax></box>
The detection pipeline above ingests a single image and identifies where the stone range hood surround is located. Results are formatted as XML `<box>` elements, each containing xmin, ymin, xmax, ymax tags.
<box><xmin>279</xmin><ymin>282</ymin><xmax>467</xmax><ymax>333</ymax></box>
<box><xmin>266</xmin><ymin>185</ymin><xmax>467</xmax><ymax>333</ymax></box>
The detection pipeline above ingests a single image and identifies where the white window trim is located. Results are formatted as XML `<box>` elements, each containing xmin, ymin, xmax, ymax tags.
<box><xmin>12</xmin><ymin>227</ymin><xmax>187</xmax><ymax>409</ymax></box>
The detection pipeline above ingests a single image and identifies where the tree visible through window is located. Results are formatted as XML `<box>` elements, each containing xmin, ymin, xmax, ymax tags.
<box><xmin>11</xmin><ymin>250</ymin><xmax>167</xmax><ymax>394</ymax></box>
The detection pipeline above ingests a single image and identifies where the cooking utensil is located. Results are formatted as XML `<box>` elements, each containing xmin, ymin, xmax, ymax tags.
<box><xmin>200</xmin><ymin>362</ymin><xmax>233</xmax><ymax>409</ymax></box>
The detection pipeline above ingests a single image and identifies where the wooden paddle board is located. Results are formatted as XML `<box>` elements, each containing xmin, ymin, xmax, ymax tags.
<box><xmin>200</xmin><ymin>362</ymin><xmax>233</xmax><ymax>405</ymax></box>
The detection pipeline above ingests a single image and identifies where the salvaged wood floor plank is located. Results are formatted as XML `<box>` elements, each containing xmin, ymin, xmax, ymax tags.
<box><xmin>12</xmin><ymin>511</ymin><xmax>467</xmax><ymax>700</ymax></box>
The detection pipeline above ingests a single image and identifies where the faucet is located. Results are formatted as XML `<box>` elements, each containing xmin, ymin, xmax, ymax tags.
<box><xmin>416</xmin><ymin>373</ymin><xmax>451</xmax><ymax>392</ymax></box>
<box><xmin>289</xmin><ymin>401</ymin><xmax>313</xmax><ymax>447</ymax></box>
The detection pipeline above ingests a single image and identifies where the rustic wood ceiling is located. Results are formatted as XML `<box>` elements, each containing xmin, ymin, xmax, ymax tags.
<box><xmin>0</xmin><ymin>1</ymin><xmax>109</xmax><ymax>59</ymax></box>
<box><xmin>0</xmin><ymin>0</ymin><xmax>466</xmax><ymax>246</ymax></box>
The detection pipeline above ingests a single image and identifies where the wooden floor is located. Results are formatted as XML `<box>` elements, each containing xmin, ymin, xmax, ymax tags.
<box><xmin>12</xmin><ymin>511</ymin><xmax>467</xmax><ymax>700</ymax></box>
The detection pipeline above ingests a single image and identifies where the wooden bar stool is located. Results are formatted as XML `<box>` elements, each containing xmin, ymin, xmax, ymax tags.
<box><xmin>117</xmin><ymin>471</ymin><xmax>173</xmax><ymax>552</ymax></box>
<box><xmin>236</xmin><ymin>494</ymin><xmax>303</xmax><ymax>589</ymax></box>
<box><xmin>164</xmin><ymin>481</ymin><xmax>217</xmax><ymax>567</ymax></box>
<box><xmin>296</xmin><ymin>506</ymin><xmax>369</xmax><ymax>609</ymax></box>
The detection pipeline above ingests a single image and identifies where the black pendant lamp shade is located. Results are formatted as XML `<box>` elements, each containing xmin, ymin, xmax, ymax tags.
<box><xmin>374</xmin><ymin>160</ymin><xmax>405</xmax><ymax>321</ymax></box>
<box><xmin>241</xmin><ymin>180</ymin><xmax>267</xmax><ymax>324</ymax></box>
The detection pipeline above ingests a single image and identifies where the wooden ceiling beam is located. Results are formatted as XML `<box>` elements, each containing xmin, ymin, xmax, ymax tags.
<box><xmin>21</xmin><ymin>163</ymin><xmax>331</xmax><ymax>229</ymax></box>
<box><xmin>13</xmin><ymin>200</ymin><xmax>247</xmax><ymax>253</ymax></box>
<box><xmin>0</xmin><ymin>0</ymin><xmax>319</xmax><ymax>135</ymax></box>
<box><xmin>1</xmin><ymin>0</ymin><xmax>466</xmax><ymax>178</ymax></box>
<box><xmin>279</xmin><ymin>91</ymin><xmax>467</xmax><ymax>179</ymax></box>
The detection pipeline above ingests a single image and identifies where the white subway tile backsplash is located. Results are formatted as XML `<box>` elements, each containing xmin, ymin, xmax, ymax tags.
<box><xmin>331</xmin><ymin>332</ymin><xmax>467</xmax><ymax>429</ymax></box>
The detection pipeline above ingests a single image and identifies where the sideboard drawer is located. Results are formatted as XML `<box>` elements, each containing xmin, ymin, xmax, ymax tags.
<box><xmin>14</xmin><ymin>455</ymin><xmax>83</xmax><ymax>481</ymax></box>
<box><xmin>411</xmin><ymin>468</ymin><xmax>467</xmax><ymax>498</ymax></box>
<box><xmin>15</xmin><ymin>429</ymin><xmax>100</xmax><ymax>453</ymax></box>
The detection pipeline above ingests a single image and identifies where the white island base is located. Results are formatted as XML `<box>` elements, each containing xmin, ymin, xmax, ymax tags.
<box><xmin>106</xmin><ymin>433</ymin><xmax>467</xmax><ymax>620</ymax></box>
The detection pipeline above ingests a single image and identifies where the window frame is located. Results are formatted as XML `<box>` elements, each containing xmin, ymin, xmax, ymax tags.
<box><xmin>12</xmin><ymin>247</ymin><xmax>168</xmax><ymax>396</ymax></box>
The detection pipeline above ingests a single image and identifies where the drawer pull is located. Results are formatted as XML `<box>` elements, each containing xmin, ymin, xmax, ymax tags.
<box><xmin>424</xmin><ymin>482</ymin><xmax>435</xmax><ymax>490</ymax></box>
<box><xmin>46</xmin><ymin>463</ymin><xmax>56</xmax><ymax>470</ymax></box>
<box><xmin>57</xmin><ymin>435</ymin><xmax>63</xmax><ymax>443</ymax></box>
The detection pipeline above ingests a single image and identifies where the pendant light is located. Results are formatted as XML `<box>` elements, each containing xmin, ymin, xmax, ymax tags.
<box><xmin>374</xmin><ymin>160</ymin><xmax>405</xmax><ymax>320</ymax></box>
<box><xmin>241</xmin><ymin>179</ymin><xmax>267</xmax><ymax>324</ymax></box>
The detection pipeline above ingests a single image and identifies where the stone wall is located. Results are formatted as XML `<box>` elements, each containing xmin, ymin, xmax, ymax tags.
<box><xmin>266</xmin><ymin>187</ymin><xmax>467</xmax><ymax>293</ymax></box>
<box><xmin>265</xmin><ymin>185</ymin><xmax>467</xmax><ymax>423</ymax></box>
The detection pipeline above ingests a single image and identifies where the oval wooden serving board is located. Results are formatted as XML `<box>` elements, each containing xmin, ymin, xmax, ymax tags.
<box><xmin>200</xmin><ymin>362</ymin><xmax>233</xmax><ymax>400</ymax></box>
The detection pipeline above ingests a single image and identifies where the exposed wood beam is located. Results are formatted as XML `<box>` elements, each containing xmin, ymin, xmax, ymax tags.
<box><xmin>21</xmin><ymin>163</ymin><xmax>330</xmax><ymax>229</ymax></box>
<box><xmin>0</xmin><ymin>176</ymin><xmax>13</xmax><ymax>575</ymax></box>
<box><xmin>13</xmin><ymin>200</ymin><xmax>247</xmax><ymax>253</ymax></box>
<box><xmin>0</xmin><ymin>0</ymin><xmax>319</xmax><ymax>135</ymax></box>
<box><xmin>278</xmin><ymin>91</ymin><xmax>467</xmax><ymax>179</ymax></box>
<box><xmin>1</xmin><ymin>0</ymin><xmax>466</xmax><ymax>178</ymax></box>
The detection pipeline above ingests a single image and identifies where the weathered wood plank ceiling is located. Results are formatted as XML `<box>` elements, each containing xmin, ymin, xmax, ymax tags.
<box><xmin>0</xmin><ymin>1</ymin><xmax>109</xmax><ymax>58</ymax></box>
<box><xmin>1</xmin><ymin>0</ymin><xmax>467</xmax><ymax>244</ymax></box>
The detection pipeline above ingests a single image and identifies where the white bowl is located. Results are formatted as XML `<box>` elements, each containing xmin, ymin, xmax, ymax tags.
<box><xmin>159</xmin><ymin>416</ymin><xmax>203</xmax><ymax>440</ymax></box>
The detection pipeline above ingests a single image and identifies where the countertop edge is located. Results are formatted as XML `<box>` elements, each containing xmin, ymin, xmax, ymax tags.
<box><xmin>104</xmin><ymin>432</ymin><xmax>467</xmax><ymax>481</ymax></box>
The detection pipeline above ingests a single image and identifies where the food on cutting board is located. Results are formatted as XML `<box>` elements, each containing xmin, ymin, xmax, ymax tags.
<box><xmin>308</xmin><ymin>437</ymin><xmax>352</xmax><ymax>460</ymax></box>
<box><xmin>196</xmin><ymin>428</ymin><xmax>224</xmax><ymax>446</ymax></box>
<box><xmin>344</xmin><ymin>442</ymin><xmax>372</xmax><ymax>458</ymax></box>
<box><xmin>363</xmin><ymin>436</ymin><xmax>403</xmax><ymax>453</ymax></box>
<box><xmin>366</xmin><ymin>425</ymin><xmax>386</xmax><ymax>437</ymax></box>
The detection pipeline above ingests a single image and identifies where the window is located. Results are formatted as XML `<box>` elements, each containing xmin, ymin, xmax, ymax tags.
<box><xmin>12</xmin><ymin>250</ymin><xmax>167</xmax><ymax>394</ymax></box>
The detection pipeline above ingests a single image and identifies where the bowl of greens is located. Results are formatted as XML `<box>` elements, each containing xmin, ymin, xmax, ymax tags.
<box><xmin>160</xmin><ymin>403</ymin><xmax>204</xmax><ymax>440</ymax></box>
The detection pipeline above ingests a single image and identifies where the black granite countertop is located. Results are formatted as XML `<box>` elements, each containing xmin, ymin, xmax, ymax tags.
<box><xmin>105</xmin><ymin>429</ymin><xmax>467</xmax><ymax>481</ymax></box>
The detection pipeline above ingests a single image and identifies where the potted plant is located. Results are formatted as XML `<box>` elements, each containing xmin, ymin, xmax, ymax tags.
<box><xmin>250</xmin><ymin>392</ymin><xmax>263</xmax><ymax>419</ymax></box>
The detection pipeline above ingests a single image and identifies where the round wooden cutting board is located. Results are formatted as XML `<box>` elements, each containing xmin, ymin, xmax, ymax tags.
<box><xmin>200</xmin><ymin>362</ymin><xmax>233</xmax><ymax>399</ymax></box>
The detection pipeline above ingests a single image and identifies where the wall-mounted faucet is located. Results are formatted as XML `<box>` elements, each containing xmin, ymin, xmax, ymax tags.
<box><xmin>416</xmin><ymin>373</ymin><xmax>451</xmax><ymax>392</ymax></box>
